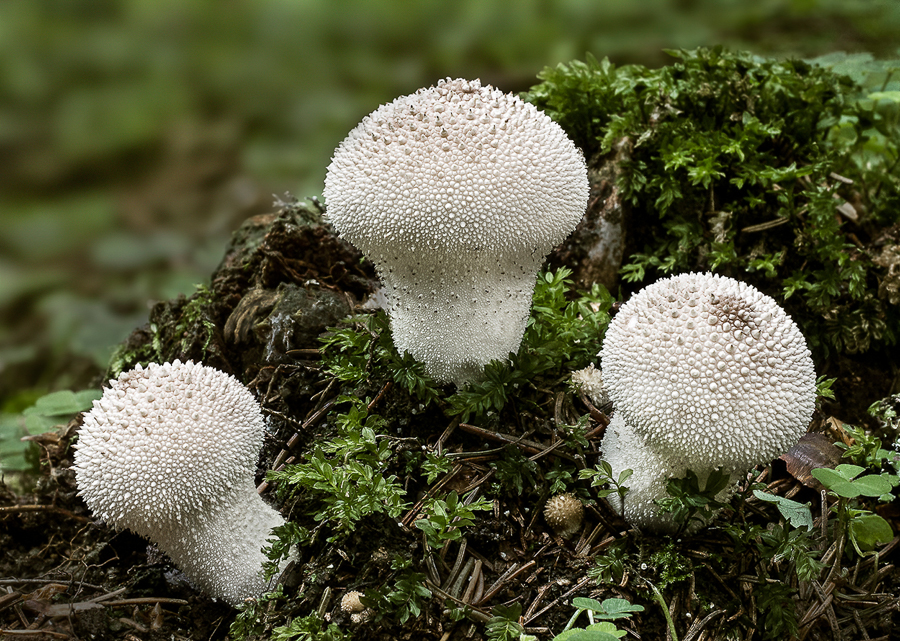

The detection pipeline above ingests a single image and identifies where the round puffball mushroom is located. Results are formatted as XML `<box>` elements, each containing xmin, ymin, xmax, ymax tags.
<box><xmin>570</xmin><ymin>363</ymin><xmax>609</xmax><ymax>407</ymax></box>
<box><xmin>599</xmin><ymin>272</ymin><xmax>816</xmax><ymax>532</ymax></box>
<box><xmin>74</xmin><ymin>360</ymin><xmax>291</xmax><ymax>605</ymax></box>
<box><xmin>324</xmin><ymin>78</ymin><xmax>589</xmax><ymax>386</ymax></box>
<box><xmin>543</xmin><ymin>493</ymin><xmax>584</xmax><ymax>539</ymax></box>
<box><xmin>341</xmin><ymin>591</ymin><xmax>365</xmax><ymax>614</ymax></box>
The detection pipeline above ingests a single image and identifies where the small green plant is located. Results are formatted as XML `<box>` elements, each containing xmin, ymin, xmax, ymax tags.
<box><xmin>267</xmin><ymin>397</ymin><xmax>409</xmax><ymax>541</ymax></box>
<box><xmin>415</xmin><ymin>490</ymin><xmax>493</xmax><ymax>549</ymax></box>
<box><xmin>366</xmin><ymin>559</ymin><xmax>432</xmax><ymax>625</ymax></box>
<box><xmin>587</xmin><ymin>540</ymin><xmax>630</xmax><ymax>585</ymax></box>
<box><xmin>320</xmin><ymin>312</ymin><xmax>441</xmax><ymax>404</ymax></box>
<box><xmin>546</xmin><ymin>459</ymin><xmax>578</xmax><ymax>496</ymax></box>
<box><xmin>836</xmin><ymin>423</ymin><xmax>899</xmax><ymax>471</ymax></box>
<box><xmin>755</xmin><ymin>582</ymin><xmax>800</xmax><ymax>640</ymax></box>
<box><xmin>419</xmin><ymin>452</ymin><xmax>453</xmax><ymax>484</ymax></box>
<box><xmin>262</xmin><ymin>521</ymin><xmax>310</xmax><ymax>580</ymax></box>
<box><xmin>229</xmin><ymin>585</ymin><xmax>286</xmax><ymax>639</ymax></box>
<box><xmin>816</xmin><ymin>375</ymin><xmax>838</xmax><ymax>401</ymax></box>
<box><xmin>757</xmin><ymin>523</ymin><xmax>826</xmax><ymax>583</ymax></box>
<box><xmin>270</xmin><ymin>614</ymin><xmax>351</xmax><ymax>641</ymax></box>
<box><xmin>812</xmin><ymin>464</ymin><xmax>897</xmax><ymax>556</ymax></box>
<box><xmin>489</xmin><ymin>448</ymin><xmax>539</xmax><ymax>496</ymax></box>
<box><xmin>551</xmin><ymin>597</ymin><xmax>643</xmax><ymax>641</ymax></box>
<box><xmin>485</xmin><ymin>603</ymin><xmax>537</xmax><ymax>641</ymax></box>
<box><xmin>648</xmin><ymin>543</ymin><xmax>692</xmax><ymax>591</ymax></box>
<box><xmin>579</xmin><ymin>461</ymin><xmax>632</xmax><ymax>504</ymax></box>
<box><xmin>656</xmin><ymin>468</ymin><xmax>731</xmax><ymax>532</ymax></box>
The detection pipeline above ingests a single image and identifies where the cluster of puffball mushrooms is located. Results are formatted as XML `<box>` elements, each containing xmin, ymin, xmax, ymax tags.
<box><xmin>73</xmin><ymin>78</ymin><xmax>817</xmax><ymax>607</ymax></box>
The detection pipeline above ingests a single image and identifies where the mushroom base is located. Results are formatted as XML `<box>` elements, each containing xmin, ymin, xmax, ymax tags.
<box><xmin>146</xmin><ymin>479</ymin><xmax>292</xmax><ymax>606</ymax></box>
<box><xmin>376</xmin><ymin>247</ymin><xmax>545</xmax><ymax>386</ymax></box>
<box><xmin>601</xmin><ymin>414</ymin><xmax>739</xmax><ymax>534</ymax></box>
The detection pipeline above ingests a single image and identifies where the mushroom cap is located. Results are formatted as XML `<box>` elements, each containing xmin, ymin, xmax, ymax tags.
<box><xmin>571</xmin><ymin>363</ymin><xmax>609</xmax><ymax>407</ymax></box>
<box><xmin>341</xmin><ymin>591</ymin><xmax>365</xmax><ymax>614</ymax></box>
<box><xmin>600</xmin><ymin>272</ymin><xmax>816</xmax><ymax>470</ymax></box>
<box><xmin>323</xmin><ymin>77</ymin><xmax>588</xmax><ymax>255</ymax></box>
<box><xmin>74</xmin><ymin>360</ymin><xmax>264</xmax><ymax>535</ymax></box>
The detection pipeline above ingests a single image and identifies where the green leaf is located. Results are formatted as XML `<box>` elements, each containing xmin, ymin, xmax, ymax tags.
<box><xmin>570</xmin><ymin>597</ymin><xmax>643</xmax><ymax>620</ymax></box>
<box><xmin>753</xmin><ymin>490</ymin><xmax>814</xmax><ymax>531</ymax></box>
<box><xmin>850</xmin><ymin>475</ymin><xmax>895</xmax><ymax>498</ymax></box>
<box><xmin>21</xmin><ymin>389</ymin><xmax>101</xmax><ymax>418</ymax></box>
<box><xmin>553</xmin><ymin>630</ymin><xmax>621</xmax><ymax>641</ymax></box>
<box><xmin>849</xmin><ymin>513</ymin><xmax>894</xmax><ymax>551</ymax></box>
<box><xmin>868</xmin><ymin>91</ymin><xmax>900</xmax><ymax>103</ymax></box>
<box><xmin>812</xmin><ymin>466</ymin><xmax>894</xmax><ymax>498</ymax></box>
<box><xmin>571</xmin><ymin>597</ymin><xmax>604</xmax><ymax>612</ymax></box>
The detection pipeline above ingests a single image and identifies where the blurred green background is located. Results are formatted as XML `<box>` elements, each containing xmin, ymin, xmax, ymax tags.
<box><xmin>1</xmin><ymin>0</ymin><xmax>899</xmax><ymax>411</ymax></box>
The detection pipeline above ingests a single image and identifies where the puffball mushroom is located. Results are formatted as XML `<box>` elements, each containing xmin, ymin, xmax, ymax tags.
<box><xmin>599</xmin><ymin>272</ymin><xmax>816</xmax><ymax>532</ymax></box>
<box><xmin>543</xmin><ymin>493</ymin><xmax>584</xmax><ymax>539</ymax></box>
<box><xmin>74</xmin><ymin>360</ymin><xmax>290</xmax><ymax>605</ymax></box>
<box><xmin>324</xmin><ymin>78</ymin><xmax>589</xmax><ymax>385</ymax></box>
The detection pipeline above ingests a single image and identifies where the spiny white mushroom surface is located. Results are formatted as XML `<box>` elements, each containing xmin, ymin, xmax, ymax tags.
<box><xmin>599</xmin><ymin>272</ymin><xmax>816</xmax><ymax>532</ymax></box>
<box><xmin>570</xmin><ymin>363</ymin><xmax>609</xmax><ymax>407</ymax></box>
<box><xmin>324</xmin><ymin>78</ymin><xmax>588</xmax><ymax>385</ymax></box>
<box><xmin>74</xmin><ymin>360</ymin><xmax>290</xmax><ymax>605</ymax></box>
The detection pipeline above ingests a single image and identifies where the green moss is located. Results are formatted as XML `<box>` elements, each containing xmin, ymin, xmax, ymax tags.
<box><xmin>524</xmin><ymin>47</ymin><xmax>900</xmax><ymax>360</ymax></box>
<box><xmin>648</xmin><ymin>542</ymin><xmax>693</xmax><ymax>591</ymax></box>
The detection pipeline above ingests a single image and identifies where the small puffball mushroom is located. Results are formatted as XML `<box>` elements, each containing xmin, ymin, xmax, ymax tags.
<box><xmin>341</xmin><ymin>591</ymin><xmax>365</xmax><ymax>613</ymax></box>
<box><xmin>543</xmin><ymin>493</ymin><xmax>584</xmax><ymax>539</ymax></box>
<box><xmin>599</xmin><ymin>272</ymin><xmax>816</xmax><ymax>532</ymax></box>
<box><xmin>74</xmin><ymin>360</ymin><xmax>291</xmax><ymax>605</ymax></box>
<box><xmin>324</xmin><ymin>78</ymin><xmax>588</xmax><ymax>385</ymax></box>
<box><xmin>570</xmin><ymin>363</ymin><xmax>609</xmax><ymax>407</ymax></box>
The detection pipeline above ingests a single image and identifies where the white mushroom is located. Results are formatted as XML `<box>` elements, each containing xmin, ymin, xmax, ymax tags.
<box><xmin>341</xmin><ymin>591</ymin><xmax>365</xmax><ymax>613</ymax></box>
<box><xmin>571</xmin><ymin>363</ymin><xmax>609</xmax><ymax>407</ymax></box>
<box><xmin>601</xmin><ymin>414</ymin><xmax>740</xmax><ymax>532</ymax></box>
<box><xmin>74</xmin><ymin>360</ymin><xmax>291</xmax><ymax>605</ymax></box>
<box><xmin>324</xmin><ymin>78</ymin><xmax>588</xmax><ymax>385</ymax></box>
<box><xmin>599</xmin><ymin>273</ymin><xmax>816</xmax><ymax>532</ymax></box>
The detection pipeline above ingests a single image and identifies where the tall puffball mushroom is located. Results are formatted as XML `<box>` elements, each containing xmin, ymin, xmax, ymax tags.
<box><xmin>74</xmin><ymin>360</ymin><xmax>290</xmax><ymax>605</ymax></box>
<box><xmin>599</xmin><ymin>273</ymin><xmax>816</xmax><ymax>533</ymax></box>
<box><xmin>324</xmin><ymin>78</ymin><xmax>589</xmax><ymax>386</ymax></box>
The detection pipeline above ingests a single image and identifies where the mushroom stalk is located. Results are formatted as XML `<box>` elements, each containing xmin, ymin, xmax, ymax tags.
<box><xmin>382</xmin><ymin>247</ymin><xmax>545</xmax><ymax>385</ymax></box>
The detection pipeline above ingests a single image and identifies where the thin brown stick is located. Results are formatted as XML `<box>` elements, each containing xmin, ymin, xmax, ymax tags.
<box><xmin>0</xmin><ymin>505</ymin><xmax>90</xmax><ymax>524</ymax></box>
<box><xmin>0</xmin><ymin>630</ymin><xmax>71</xmax><ymax>639</ymax></box>
<box><xmin>474</xmin><ymin>561</ymin><xmax>536</xmax><ymax>607</ymax></box>
<box><xmin>523</xmin><ymin>576</ymin><xmax>592</xmax><ymax>625</ymax></box>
